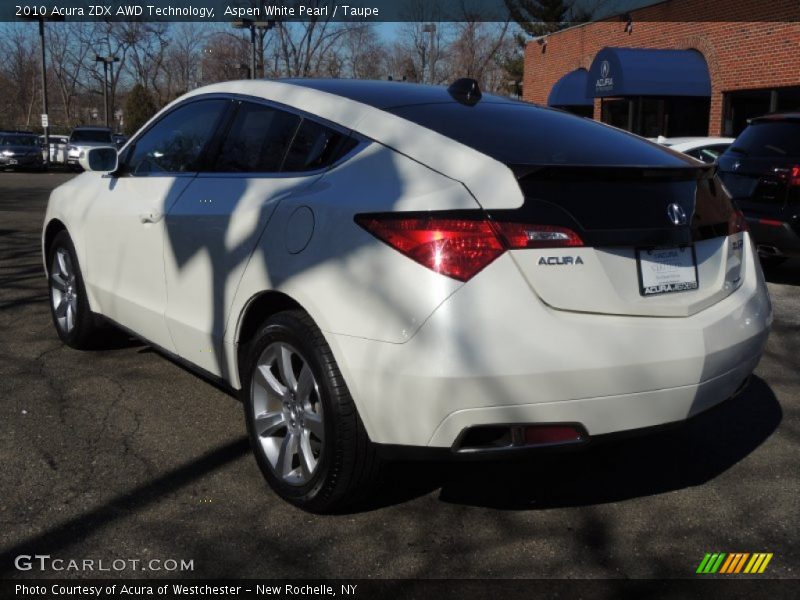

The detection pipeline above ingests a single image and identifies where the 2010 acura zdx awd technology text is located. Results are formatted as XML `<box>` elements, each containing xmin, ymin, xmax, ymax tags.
<box><xmin>42</xmin><ymin>78</ymin><xmax>772</xmax><ymax>511</ymax></box>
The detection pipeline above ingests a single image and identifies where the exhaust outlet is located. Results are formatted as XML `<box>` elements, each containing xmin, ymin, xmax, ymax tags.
<box><xmin>757</xmin><ymin>245</ymin><xmax>783</xmax><ymax>257</ymax></box>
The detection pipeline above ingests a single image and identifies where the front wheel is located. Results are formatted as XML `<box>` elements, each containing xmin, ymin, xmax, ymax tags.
<box><xmin>47</xmin><ymin>231</ymin><xmax>102</xmax><ymax>349</ymax></box>
<box><xmin>241</xmin><ymin>310</ymin><xmax>380</xmax><ymax>512</ymax></box>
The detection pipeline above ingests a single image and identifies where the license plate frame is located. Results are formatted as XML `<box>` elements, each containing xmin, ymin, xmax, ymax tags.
<box><xmin>636</xmin><ymin>245</ymin><xmax>699</xmax><ymax>297</ymax></box>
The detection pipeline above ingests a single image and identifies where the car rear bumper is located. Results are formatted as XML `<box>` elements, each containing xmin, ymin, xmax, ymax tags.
<box><xmin>745</xmin><ymin>215</ymin><xmax>800</xmax><ymax>257</ymax></box>
<box><xmin>330</xmin><ymin>238</ymin><xmax>772</xmax><ymax>449</ymax></box>
<box><xmin>0</xmin><ymin>156</ymin><xmax>43</xmax><ymax>168</ymax></box>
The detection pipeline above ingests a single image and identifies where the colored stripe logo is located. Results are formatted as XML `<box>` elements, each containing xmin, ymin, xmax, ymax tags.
<box><xmin>696</xmin><ymin>553</ymin><xmax>773</xmax><ymax>574</ymax></box>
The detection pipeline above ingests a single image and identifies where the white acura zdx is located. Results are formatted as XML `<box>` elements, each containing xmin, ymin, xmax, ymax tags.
<box><xmin>42</xmin><ymin>78</ymin><xmax>772</xmax><ymax>511</ymax></box>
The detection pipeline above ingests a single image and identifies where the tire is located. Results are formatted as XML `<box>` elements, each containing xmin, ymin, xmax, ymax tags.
<box><xmin>241</xmin><ymin>310</ymin><xmax>380</xmax><ymax>513</ymax></box>
<box><xmin>47</xmin><ymin>231</ymin><xmax>102</xmax><ymax>349</ymax></box>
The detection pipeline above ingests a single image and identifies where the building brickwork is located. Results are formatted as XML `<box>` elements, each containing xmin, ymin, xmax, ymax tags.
<box><xmin>523</xmin><ymin>0</ymin><xmax>800</xmax><ymax>135</ymax></box>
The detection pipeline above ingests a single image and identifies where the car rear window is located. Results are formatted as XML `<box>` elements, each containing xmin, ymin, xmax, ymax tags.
<box><xmin>386</xmin><ymin>101</ymin><xmax>690</xmax><ymax>167</ymax></box>
<box><xmin>727</xmin><ymin>121</ymin><xmax>800</xmax><ymax>157</ymax></box>
<box><xmin>0</xmin><ymin>135</ymin><xmax>38</xmax><ymax>146</ymax></box>
<box><xmin>282</xmin><ymin>120</ymin><xmax>357</xmax><ymax>172</ymax></box>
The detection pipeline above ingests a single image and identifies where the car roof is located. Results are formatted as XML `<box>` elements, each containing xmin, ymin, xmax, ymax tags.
<box><xmin>751</xmin><ymin>112</ymin><xmax>800</xmax><ymax>123</ymax></box>
<box><xmin>179</xmin><ymin>79</ymin><xmax>525</xmax><ymax>211</ymax></box>
<box><xmin>281</xmin><ymin>78</ymin><xmax>515</xmax><ymax>109</ymax></box>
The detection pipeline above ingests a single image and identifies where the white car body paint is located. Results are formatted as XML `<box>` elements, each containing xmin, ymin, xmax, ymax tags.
<box><xmin>43</xmin><ymin>80</ymin><xmax>771</xmax><ymax>451</ymax></box>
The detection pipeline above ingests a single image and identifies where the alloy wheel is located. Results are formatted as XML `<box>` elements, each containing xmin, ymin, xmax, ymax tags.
<box><xmin>251</xmin><ymin>341</ymin><xmax>324</xmax><ymax>486</ymax></box>
<box><xmin>50</xmin><ymin>247</ymin><xmax>78</xmax><ymax>334</ymax></box>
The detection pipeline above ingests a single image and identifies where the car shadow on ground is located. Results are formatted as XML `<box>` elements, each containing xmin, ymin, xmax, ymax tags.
<box><xmin>359</xmin><ymin>376</ymin><xmax>781</xmax><ymax>512</ymax></box>
<box><xmin>762</xmin><ymin>258</ymin><xmax>800</xmax><ymax>285</ymax></box>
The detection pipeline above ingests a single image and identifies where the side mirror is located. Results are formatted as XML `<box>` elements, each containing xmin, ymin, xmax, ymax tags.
<box><xmin>79</xmin><ymin>147</ymin><xmax>118</xmax><ymax>173</ymax></box>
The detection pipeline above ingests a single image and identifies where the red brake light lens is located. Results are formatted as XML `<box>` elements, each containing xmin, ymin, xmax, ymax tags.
<box><xmin>728</xmin><ymin>209</ymin><xmax>749</xmax><ymax>235</ymax></box>
<box><xmin>356</xmin><ymin>215</ymin><xmax>583</xmax><ymax>282</ymax></box>
<box><xmin>790</xmin><ymin>165</ymin><xmax>800</xmax><ymax>187</ymax></box>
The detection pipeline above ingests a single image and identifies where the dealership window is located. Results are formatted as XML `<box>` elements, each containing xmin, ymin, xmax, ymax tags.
<box><xmin>723</xmin><ymin>86</ymin><xmax>800</xmax><ymax>136</ymax></box>
<box><xmin>601</xmin><ymin>96</ymin><xmax>710</xmax><ymax>138</ymax></box>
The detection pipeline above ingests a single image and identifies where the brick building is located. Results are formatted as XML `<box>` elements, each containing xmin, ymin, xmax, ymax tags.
<box><xmin>523</xmin><ymin>0</ymin><xmax>800</xmax><ymax>137</ymax></box>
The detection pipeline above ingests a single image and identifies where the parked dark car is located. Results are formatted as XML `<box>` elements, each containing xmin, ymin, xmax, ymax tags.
<box><xmin>0</xmin><ymin>131</ymin><xmax>45</xmax><ymax>170</ymax></box>
<box><xmin>718</xmin><ymin>113</ymin><xmax>800</xmax><ymax>266</ymax></box>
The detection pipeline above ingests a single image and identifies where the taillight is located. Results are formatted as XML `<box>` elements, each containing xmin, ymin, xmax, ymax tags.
<box><xmin>356</xmin><ymin>214</ymin><xmax>583</xmax><ymax>282</ymax></box>
<box><xmin>790</xmin><ymin>165</ymin><xmax>800</xmax><ymax>187</ymax></box>
<box><xmin>774</xmin><ymin>165</ymin><xmax>800</xmax><ymax>187</ymax></box>
<box><xmin>728</xmin><ymin>209</ymin><xmax>748</xmax><ymax>235</ymax></box>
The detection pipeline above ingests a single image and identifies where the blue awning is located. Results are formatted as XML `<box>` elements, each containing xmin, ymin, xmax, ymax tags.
<box><xmin>547</xmin><ymin>68</ymin><xmax>592</xmax><ymax>107</ymax></box>
<box><xmin>587</xmin><ymin>47</ymin><xmax>711</xmax><ymax>98</ymax></box>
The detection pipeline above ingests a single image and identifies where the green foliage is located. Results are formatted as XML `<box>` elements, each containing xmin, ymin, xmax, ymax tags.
<box><xmin>123</xmin><ymin>84</ymin><xmax>157</xmax><ymax>137</ymax></box>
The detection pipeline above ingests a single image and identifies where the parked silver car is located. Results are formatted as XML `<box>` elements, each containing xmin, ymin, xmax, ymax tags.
<box><xmin>66</xmin><ymin>126</ymin><xmax>115</xmax><ymax>170</ymax></box>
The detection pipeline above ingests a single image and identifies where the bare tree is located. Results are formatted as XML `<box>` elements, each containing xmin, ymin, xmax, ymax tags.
<box><xmin>118</xmin><ymin>22</ymin><xmax>172</xmax><ymax>106</ymax></box>
<box><xmin>449</xmin><ymin>20</ymin><xmax>511</xmax><ymax>90</ymax></box>
<box><xmin>47</xmin><ymin>22</ymin><xmax>98</xmax><ymax>127</ymax></box>
<box><xmin>394</xmin><ymin>1</ymin><xmax>449</xmax><ymax>84</ymax></box>
<box><xmin>200</xmin><ymin>28</ymin><xmax>251</xmax><ymax>84</ymax></box>
<box><xmin>270</xmin><ymin>1</ymin><xmax>351</xmax><ymax>77</ymax></box>
<box><xmin>0</xmin><ymin>25</ymin><xmax>40</xmax><ymax>129</ymax></box>
<box><xmin>163</xmin><ymin>24</ymin><xmax>208</xmax><ymax>97</ymax></box>
<box><xmin>339</xmin><ymin>24</ymin><xmax>389</xmax><ymax>80</ymax></box>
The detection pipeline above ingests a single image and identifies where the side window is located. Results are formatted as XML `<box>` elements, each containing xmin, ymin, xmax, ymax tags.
<box><xmin>126</xmin><ymin>99</ymin><xmax>228</xmax><ymax>175</ymax></box>
<box><xmin>213</xmin><ymin>103</ymin><xmax>300</xmax><ymax>173</ymax></box>
<box><xmin>282</xmin><ymin>119</ymin><xmax>356</xmax><ymax>172</ymax></box>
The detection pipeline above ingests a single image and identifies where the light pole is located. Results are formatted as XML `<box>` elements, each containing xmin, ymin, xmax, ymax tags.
<box><xmin>95</xmin><ymin>55</ymin><xmax>119</xmax><ymax>129</ymax></box>
<box><xmin>233</xmin><ymin>18</ymin><xmax>276</xmax><ymax>79</ymax></box>
<box><xmin>19</xmin><ymin>12</ymin><xmax>64</xmax><ymax>168</ymax></box>
<box><xmin>422</xmin><ymin>23</ymin><xmax>436</xmax><ymax>84</ymax></box>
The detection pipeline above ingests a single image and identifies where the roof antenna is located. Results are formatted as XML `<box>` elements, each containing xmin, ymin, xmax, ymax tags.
<box><xmin>448</xmin><ymin>78</ymin><xmax>482</xmax><ymax>106</ymax></box>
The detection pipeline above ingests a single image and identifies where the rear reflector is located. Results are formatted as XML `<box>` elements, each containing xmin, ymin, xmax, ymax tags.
<box><xmin>455</xmin><ymin>423</ymin><xmax>587</xmax><ymax>452</ymax></box>
<box><xmin>758</xmin><ymin>218</ymin><xmax>784</xmax><ymax>227</ymax></box>
<box><xmin>356</xmin><ymin>214</ymin><xmax>583</xmax><ymax>282</ymax></box>
<box><xmin>524</xmin><ymin>425</ymin><xmax>585</xmax><ymax>446</ymax></box>
<box><xmin>492</xmin><ymin>222</ymin><xmax>584</xmax><ymax>249</ymax></box>
<box><xmin>790</xmin><ymin>166</ymin><xmax>800</xmax><ymax>187</ymax></box>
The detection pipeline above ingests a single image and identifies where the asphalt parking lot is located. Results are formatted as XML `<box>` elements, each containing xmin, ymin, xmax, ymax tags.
<box><xmin>0</xmin><ymin>171</ymin><xmax>798</xmax><ymax>580</ymax></box>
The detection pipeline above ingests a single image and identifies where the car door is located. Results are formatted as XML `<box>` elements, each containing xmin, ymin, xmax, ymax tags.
<box><xmin>82</xmin><ymin>97</ymin><xmax>230</xmax><ymax>350</ymax></box>
<box><xmin>163</xmin><ymin>100</ymin><xmax>351</xmax><ymax>378</ymax></box>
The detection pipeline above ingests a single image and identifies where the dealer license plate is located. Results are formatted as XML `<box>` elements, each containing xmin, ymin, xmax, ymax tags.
<box><xmin>637</xmin><ymin>246</ymin><xmax>698</xmax><ymax>296</ymax></box>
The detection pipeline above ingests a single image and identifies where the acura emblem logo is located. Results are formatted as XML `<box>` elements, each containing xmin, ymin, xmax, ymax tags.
<box><xmin>667</xmin><ymin>203</ymin><xmax>688</xmax><ymax>226</ymax></box>
<box><xmin>600</xmin><ymin>60</ymin><xmax>610</xmax><ymax>79</ymax></box>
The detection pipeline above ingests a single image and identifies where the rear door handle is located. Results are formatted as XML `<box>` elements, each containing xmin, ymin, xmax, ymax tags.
<box><xmin>139</xmin><ymin>211</ymin><xmax>163</xmax><ymax>224</ymax></box>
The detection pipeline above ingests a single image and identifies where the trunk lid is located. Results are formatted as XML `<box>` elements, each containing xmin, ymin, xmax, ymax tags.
<box><xmin>491</xmin><ymin>165</ymin><xmax>745</xmax><ymax>317</ymax></box>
